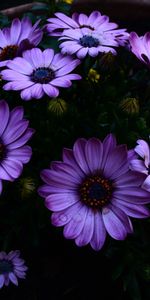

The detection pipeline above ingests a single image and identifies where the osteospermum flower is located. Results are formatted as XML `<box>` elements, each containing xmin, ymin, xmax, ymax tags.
<box><xmin>38</xmin><ymin>134</ymin><xmax>150</xmax><ymax>251</ymax></box>
<box><xmin>0</xmin><ymin>17</ymin><xmax>43</xmax><ymax>68</ymax></box>
<box><xmin>0</xmin><ymin>250</ymin><xmax>27</xmax><ymax>288</ymax></box>
<box><xmin>59</xmin><ymin>28</ymin><xmax>119</xmax><ymax>58</ymax></box>
<box><xmin>129</xmin><ymin>32</ymin><xmax>150</xmax><ymax>66</ymax></box>
<box><xmin>46</xmin><ymin>11</ymin><xmax>129</xmax><ymax>46</ymax></box>
<box><xmin>130</xmin><ymin>139</ymin><xmax>150</xmax><ymax>191</ymax></box>
<box><xmin>1</xmin><ymin>48</ymin><xmax>81</xmax><ymax>100</ymax></box>
<box><xmin>0</xmin><ymin>100</ymin><xmax>34</xmax><ymax>193</ymax></box>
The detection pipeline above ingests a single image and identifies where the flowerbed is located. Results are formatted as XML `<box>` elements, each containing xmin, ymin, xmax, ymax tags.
<box><xmin>0</xmin><ymin>1</ymin><xmax>150</xmax><ymax>299</ymax></box>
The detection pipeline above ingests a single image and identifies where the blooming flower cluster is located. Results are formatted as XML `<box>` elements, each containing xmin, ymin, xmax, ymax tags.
<box><xmin>0</xmin><ymin>7</ymin><xmax>150</xmax><ymax>293</ymax></box>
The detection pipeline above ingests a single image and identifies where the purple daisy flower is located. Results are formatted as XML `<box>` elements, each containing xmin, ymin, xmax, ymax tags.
<box><xmin>0</xmin><ymin>100</ymin><xmax>34</xmax><ymax>194</ymax></box>
<box><xmin>0</xmin><ymin>250</ymin><xmax>28</xmax><ymax>288</ymax></box>
<box><xmin>1</xmin><ymin>48</ymin><xmax>81</xmax><ymax>101</ymax></box>
<box><xmin>46</xmin><ymin>11</ymin><xmax>129</xmax><ymax>46</ymax></box>
<box><xmin>129</xmin><ymin>32</ymin><xmax>150</xmax><ymax>65</ymax></box>
<box><xmin>130</xmin><ymin>139</ymin><xmax>150</xmax><ymax>192</ymax></box>
<box><xmin>58</xmin><ymin>28</ymin><xmax>119</xmax><ymax>58</ymax></box>
<box><xmin>38</xmin><ymin>134</ymin><xmax>150</xmax><ymax>251</ymax></box>
<box><xmin>0</xmin><ymin>17</ymin><xmax>43</xmax><ymax>67</ymax></box>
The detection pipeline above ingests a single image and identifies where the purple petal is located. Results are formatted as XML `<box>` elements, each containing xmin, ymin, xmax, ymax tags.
<box><xmin>0</xmin><ymin>165</ymin><xmax>13</xmax><ymax>181</ymax></box>
<box><xmin>0</xmin><ymin>275</ymin><xmax>5</xmax><ymax>288</ymax></box>
<box><xmin>101</xmin><ymin>134</ymin><xmax>116</xmax><ymax>169</ymax></box>
<box><xmin>7</xmin><ymin>57</ymin><xmax>33</xmax><ymax>75</ymax></box>
<box><xmin>45</xmin><ymin>193</ymin><xmax>79</xmax><ymax>211</ymax></box>
<box><xmin>10</xmin><ymin>18</ymin><xmax>21</xmax><ymax>44</ymax></box>
<box><xmin>43</xmin><ymin>48</ymin><xmax>54</xmax><ymax>67</ymax></box>
<box><xmin>51</xmin><ymin>201</ymin><xmax>83</xmax><ymax>226</ymax></box>
<box><xmin>20</xmin><ymin>86</ymin><xmax>33</xmax><ymax>100</ymax></box>
<box><xmin>78</xmin><ymin>13</ymin><xmax>88</xmax><ymax>25</ymax></box>
<box><xmin>75</xmin><ymin>208</ymin><xmax>94</xmax><ymax>246</ymax></box>
<box><xmin>50</xmin><ymin>77</ymin><xmax>72</xmax><ymax>88</ymax></box>
<box><xmin>55</xmin><ymin>12</ymin><xmax>78</xmax><ymax>28</ymax></box>
<box><xmin>88</xmin><ymin>47</ymin><xmax>99</xmax><ymax>57</ymax></box>
<box><xmin>9</xmin><ymin>273</ymin><xmax>18</xmax><ymax>286</ymax></box>
<box><xmin>102</xmin><ymin>206</ymin><xmax>128</xmax><ymax>240</ymax></box>
<box><xmin>9</xmin><ymin>107</ymin><xmax>24</xmax><ymax>126</ymax></box>
<box><xmin>85</xmin><ymin>138</ymin><xmax>103</xmax><ymax>173</ymax></box>
<box><xmin>0</xmin><ymin>30</ymin><xmax>8</xmax><ymax>48</ymax></box>
<box><xmin>38</xmin><ymin>183</ymin><xmax>74</xmax><ymax>196</ymax></box>
<box><xmin>103</xmin><ymin>145</ymin><xmax>128</xmax><ymax>178</ymax></box>
<box><xmin>142</xmin><ymin>175</ymin><xmax>150</xmax><ymax>192</ymax></box>
<box><xmin>114</xmin><ymin>171</ymin><xmax>146</xmax><ymax>188</ymax></box>
<box><xmin>63</xmin><ymin>205</ymin><xmax>87</xmax><ymax>239</ymax></box>
<box><xmin>40</xmin><ymin>169</ymin><xmax>79</xmax><ymax>187</ymax></box>
<box><xmin>135</xmin><ymin>139</ymin><xmax>150</xmax><ymax>167</ymax></box>
<box><xmin>0</xmin><ymin>100</ymin><xmax>9</xmax><ymax>136</ymax></box>
<box><xmin>87</xmin><ymin>11</ymin><xmax>102</xmax><ymax>25</ymax></box>
<box><xmin>63</xmin><ymin>148</ymin><xmax>85</xmax><ymax>178</ymax></box>
<box><xmin>73</xmin><ymin>138</ymin><xmax>90</xmax><ymax>174</ymax></box>
<box><xmin>51</xmin><ymin>161</ymin><xmax>84</xmax><ymax>180</ymax></box>
<box><xmin>30</xmin><ymin>48</ymin><xmax>44</xmax><ymax>68</ymax></box>
<box><xmin>3</xmin><ymin>120</ymin><xmax>29</xmax><ymax>145</ymax></box>
<box><xmin>30</xmin><ymin>83</ymin><xmax>44</xmax><ymax>99</ymax></box>
<box><xmin>112</xmin><ymin>198</ymin><xmax>150</xmax><ymax>218</ymax></box>
<box><xmin>55</xmin><ymin>58</ymin><xmax>80</xmax><ymax>76</ymax></box>
<box><xmin>1</xmin><ymin>159</ymin><xmax>23</xmax><ymax>179</ymax></box>
<box><xmin>8</xmin><ymin>146</ymin><xmax>32</xmax><ymax>163</ymax></box>
<box><xmin>114</xmin><ymin>187</ymin><xmax>150</xmax><ymax>204</ymax></box>
<box><xmin>7</xmin><ymin>128</ymin><xmax>34</xmax><ymax>149</ymax></box>
<box><xmin>42</xmin><ymin>84</ymin><xmax>59</xmax><ymax>98</ymax></box>
<box><xmin>76</xmin><ymin>48</ymin><xmax>88</xmax><ymax>59</ymax></box>
<box><xmin>5</xmin><ymin>80</ymin><xmax>34</xmax><ymax>91</ymax></box>
<box><xmin>1</xmin><ymin>69</ymin><xmax>30</xmax><ymax>81</ymax></box>
<box><xmin>90</xmin><ymin>211</ymin><xmax>106</xmax><ymax>251</ymax></box>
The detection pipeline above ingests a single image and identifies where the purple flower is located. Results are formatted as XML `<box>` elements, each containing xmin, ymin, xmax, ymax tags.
<box><xmin>0</xmin><ymin>100</ymin><xmax>34</xmax><ymax>194</ymax></box>
<box><xmin>38</xmin><ymin>134</ymin><xmax>150</xmax><ymax>251</ymax></box>
<box><xmin>130</xmin><ymin>139</ymin><xmax>150</xmax><ymax>192</ymax></box>
<box><xmin>59</xmin><ymin>28</ymin><xmax>119</xmax><ymax>58</ymax></box>
<box><xmin>0</xmin><ymin>250</ymin><xmax>28</xmax><ymax>288</ymax></box>
<box><xmin>46</xmin><ymin>11</ymin><xmax>129</xmax><ymax>46</ymax></box>
<box><xmin>1</xmin><ymin>48</ymin><xmax>81</xmax><ymax>101</ymax></box>
<box><xmin>0</xmin><ymin>17</ymin><xmax>43</xmax><ymax>67</ymax></box>
<box><xmin>129</xmin><ymin>32</ymin><xmax>150</xmax><ymax>65</ymax></box>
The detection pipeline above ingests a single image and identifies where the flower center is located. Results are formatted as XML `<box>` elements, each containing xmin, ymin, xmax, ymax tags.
<box><xmin>0</xmin><ymin>142</ymin><xmax>5</xmax><ymax>161</ymax></box>
<box><xmin>80</xmin><ymin>175</ymin><xmax>113</xmax><ymax>209</ymax></box>
<box><xmin>0</xmin><ymin>260</ymin><xmax>13</xmax><ymax>274</ymax></box>
<box><xmin>0</xmin><ymin>45</ymin><xmax>18</xmax><ymax>61</ymax></box>
<box><xmin>79</xmin><ymin>35</ymin><xmax>99</xmax><ymax>48</ymax></box>
<box><xmin>31</xmin><ymin>68</ymin><xmax>55</xmax><ymax>84</ymax></box>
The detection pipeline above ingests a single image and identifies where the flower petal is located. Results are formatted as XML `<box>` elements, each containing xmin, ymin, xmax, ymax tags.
<box><xmin>90</xmin><ymin>211</ymin><xmax>106</xmax><ymax>251</ymax></box>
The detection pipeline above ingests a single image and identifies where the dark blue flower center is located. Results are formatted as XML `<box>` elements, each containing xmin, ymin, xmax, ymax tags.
<box><xmin>80</xmin><ymin>176</ymin><xmax>113</xmax><ymax>209</ymax></box>
<box><xmin>0</xmin><ymin>45</ymin><xmax>18</xmax><ymax>61</ymax></box>
<box><xmin>0</xmin><ymin>142</ymin><xmax>5</xmax><ymax>161</ymax></box>
<box><xmin>79</xmin><ymin>35</ymin><xmax>99</xmax><ymax>48</ymax></box>
<box><xmin>89</xmin><ymin>182</ymin><xmax>107</xmax><ymax>199</ymax></box>
<box><xmin>0</xmin><ymin>260</ymin><xmax>13</xmax><ymax>274</ymax></box>
<box><xmin>31</xmin><ymin>68</ymin><xmax>55</xmax><ymax>84</ymax></box>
